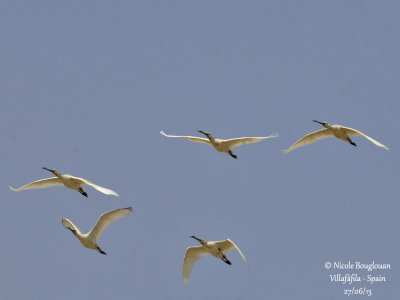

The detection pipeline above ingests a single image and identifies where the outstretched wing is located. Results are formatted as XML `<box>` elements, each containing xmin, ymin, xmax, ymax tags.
<box><xmin>77</xmin><ymin>177</ymin><xmax>119</xmax><ymax>196</ymax></box>
<box><xmin>88</xmin><ymin>207</ymin><xmax>133</xmax><ymax>242</ymax></box>
<box><xmin>284</xmin><ymin>129</ymin><xmax>333</xmax><ymax>154</ymax></box>
<box><xmin>223</xmin><ymin>133</ymin><xmax>278</xmax><ymax>149</ymax></box>
<box><xmin>182</xmin><ymin>246</ymin><xmax>209</xmax><ymax>284</ymax></box>
<box><xmin>9</xmin><ymin>177</ymin><xmax>63</xmax><ymax>191</ymax></box>
<box><xmin>215</xmin><ymin>239</ymin><xmax>249</xmax><ymax>268</ymax></box>
<box><xmin>343</xmin><ymin>127</ymin><xmax>389</xmax><ymax>150</ymax></box>
<box><xmin>160</xmin><ymin>131</ymin><xmax>212</xmax><ymax>146</ymax></box>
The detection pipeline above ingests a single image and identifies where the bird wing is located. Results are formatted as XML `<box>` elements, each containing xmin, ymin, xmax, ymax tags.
<box><xmin>9</xmin><ymin>177</ymin><xmax>63</xmax><ymax>191</ymax></box>
<box><xmin>214</xmin><ymin>239</ymin><xmax>249</xmax><ymax>268</ymax></box>
<box><xmin>88</xmin><ymin>207</ymin><xmax>133</xmax><ymax>242</ymax></box>
<box><xmin>77</xmin><ymin>177</ymin><xmax>119</xmax><ymax>196</ymax></box>
<box><xmin>222</xmin><ymin>133</ymin><xmax>278</xmax><ymax>149</ymax></box>
<box><xmin>160</xmin><ymin>131</ymin><xmax>212</xmax><ymax>146</ymax></box>
<box><xmin>62</xmin><ymin>218</ymin><xmax>83</xmax><ymax>235</ymax></box>
<box><xmin>182</xmin><ymin>246</ymin><xmax>209</xmax><ymax>284</ymax></box>
<box><xmin>284</xmin><ymin>129</ymin><xmax>333</xmax><ymax>154</ymax></box>
<box><xmin>342</xmin><ymin>127</ymin><xmax>389</xmax><ymax>150</ymax></box>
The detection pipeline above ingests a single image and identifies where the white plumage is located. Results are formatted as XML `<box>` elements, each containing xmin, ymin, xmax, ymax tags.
<box><xmin>182</xmin><ymin>236</ymin><xmax>249</xmax><ymax>284</ymax></box>
<box><xmin>284</xmin><ymin>120</ymin><xmax>389</xmax><ymax>153</ymax></box>
<box><xmin>161</xmin><ymin>130</ymin><xmax>278</xmax><ymax>159</ymax></box>
<box><xmin>9</xmin><ymin>167</ymin><xmax>119</xmax><ymax>197</ymax></box>
<box><xmin>62</xmin><ymin>207</ymin><xmax>133</xmax><ymax>254</ymax></box>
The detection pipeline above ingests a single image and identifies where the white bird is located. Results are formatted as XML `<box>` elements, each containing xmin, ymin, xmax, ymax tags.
<box><xmin>182</xmin><ymin>236</ymin><xmax>249</xmax><ymax>284</ymax></box>
<box><xmin>62</xmin><ymin>207</ymin><xmax>132</xmax><ymax>255</ymax></box>
<box><xmin>9</xmin><ymin>167</ymin><xmax>119</xmax><ymax>197</ymax></box>
<box><xmin>160</xmin><ymin>130</ymin><xmax>278</xmax><ymax>159</ymax></box>
<box><xmin>284</xmin><ymin>120</ymin><xmax>389</xmax><ymax>153</ymax></box>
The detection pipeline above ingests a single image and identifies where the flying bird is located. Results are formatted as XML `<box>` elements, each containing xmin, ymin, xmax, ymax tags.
<box><xmin>62</xmin><ymin>207</ymin><xmax>133</xmax><ymax>255</ymax></box>
<box><xmin>160</xmin><ymin>130</ymin><xmax>278</xmax><ymax>159</ymax></box>
<box><xmin>284</xmin><ymin>120</ymin><xmax>389</xmax><ymax>153</ymax></box>
<box><xmin>182</xmin><ymin>236</ymin><xmax>249</xmax><ymax>284</ymax></box>
<box><xmin>9</xmin><ymin>167</ymin><xmax>119</xmax><ymax>197</ymax></box>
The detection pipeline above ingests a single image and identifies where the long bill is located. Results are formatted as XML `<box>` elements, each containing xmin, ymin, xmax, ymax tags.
<box><xmin>312</xmin><ymin>120</ymin><xmax>325</xmax><ymax>126</ymax></box>
<box><xmin>190</xmin><ymin>235</ymin><xmax>203</xmax><ymax>243</ymax></box>
<box><xmin>42</xmin><ymin>167</ymin><xmax>55</xmax><ymax>172</ymax></box>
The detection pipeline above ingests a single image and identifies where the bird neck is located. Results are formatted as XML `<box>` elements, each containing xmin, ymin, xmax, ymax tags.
<box><xmin>53</xmin><ymin>171</ymin><xmax>63</xmax><ymax>178</ymax></box>
<box><xmin>206</xmin><ymin>135</ymin><xmax>216</xmax><ymax>145</ymax></box>
<box><xmin>192</xmin><ymin>236</ymin><xmax>207</xmax><ymax>246</ymax></box>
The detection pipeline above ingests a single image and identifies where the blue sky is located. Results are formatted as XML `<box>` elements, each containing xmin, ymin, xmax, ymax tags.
<box><xmin>1</xmin><ymin>1</ymin><xmax>399</xmax><ymax>299</ymax></box>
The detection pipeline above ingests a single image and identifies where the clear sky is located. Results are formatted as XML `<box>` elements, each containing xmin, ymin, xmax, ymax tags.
<box><xmin>1</xmin><ymin>1</ymin><xmax>399</xmax><ymax>299</ymax></box>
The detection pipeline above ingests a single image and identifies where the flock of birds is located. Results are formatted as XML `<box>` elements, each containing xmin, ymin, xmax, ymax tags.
<box><xmin>9</xmin><ymin>120</ymin><xmax>388</xmax><ymax>284</ymax></box>
<box><xmin>161</xmin><ymin>120</ymin><xmax>388</xmax><ymax>160</ymax></box>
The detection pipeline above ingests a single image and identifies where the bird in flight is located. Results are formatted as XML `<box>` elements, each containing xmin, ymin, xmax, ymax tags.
<box><xmin>62</xmin><ymin>207</ymin><xmax>132</xmax><ymax>255</ymax></box>
<box><xmin>160</xmin><ymin>130</ymin><xmax>278</xmax><ymax>159</ymax></box>
<box><xmin>284</xmin><ymin>120</ymin><xmax>389</xmax><ymax>153</ymax></box>
<box><xmin>9</xmin><ymin>167</ymin><xmax>119</xmax><ymax>197</ymax></box>
<box><xmin>182</xmin><ymin>236</ymin><xmax>249</xmax><ymax>284</ymax></box>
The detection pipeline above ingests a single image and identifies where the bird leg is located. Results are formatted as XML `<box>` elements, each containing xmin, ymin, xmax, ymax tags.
<box><xmin>222</xmin><ymin>256</ymin><xmax>232</xmax><ymax>265</ymax></box>
<box><xmin>79</xmin><ymin>188</ymin><xmax>88</xmax><ymax>197</ymax></box>
<box><xmin>228</xmin><ymin>151</ymin><xmax>237</xmax><ymax>159</ymax></box>
<box><xmin>97</xmin><ymin>246</ymin><xmax>106</xmax><ymax>255</ymax></box>
<box><xmin>347</xmin><ymin>138</ymin><xmax>357</xmax><ymax>147</ymax></box>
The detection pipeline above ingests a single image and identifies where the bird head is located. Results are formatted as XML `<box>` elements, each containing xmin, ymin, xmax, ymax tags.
<box><xmin>312</xmin><ymin>120</ymin><xmax>329</xmax><ymax>128</ymax></box>
<box><xmin>197</xmin><ymin>130</ymin><xmax>210</xmax><ymax>137</ymax></box>
<box><xmin>42</xmin><ymin>167</ymin><xmax>61</xmax><ymax>177</ymax></box>
<box><xmin>191</xmin><ymin>235</ymin><xmax>205</xmax><ymax>245</ymax></box>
